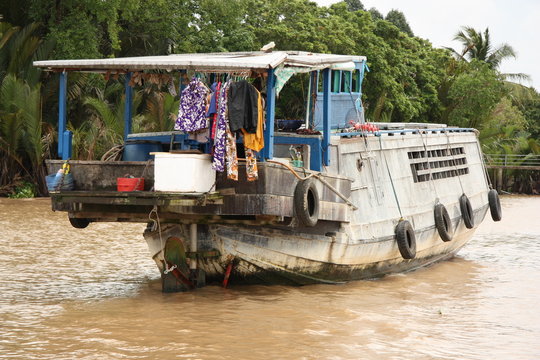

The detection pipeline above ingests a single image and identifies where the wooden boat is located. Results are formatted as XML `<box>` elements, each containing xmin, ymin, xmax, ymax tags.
<box><xmin>35</xmin><ymin>51</ymin><xmax>502</xmax><ymax>291</ymax></box>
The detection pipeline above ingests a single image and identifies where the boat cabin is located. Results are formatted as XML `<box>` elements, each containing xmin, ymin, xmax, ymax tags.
<box><xmin>34</xmin><ymin>51</ymin><xmax>368</xmax><ymax>226</ymax></box>
<box><xmin>36</xmin><ymin>51</ymin><xmax>367</xmax><ymax>169</ymax></box>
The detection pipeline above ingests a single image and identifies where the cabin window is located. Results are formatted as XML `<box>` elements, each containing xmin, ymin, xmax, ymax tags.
<box><xmin>351</xmin><ymin>69</ymin><xmax>361</xmax><ymax>93</ymax></box>
<box><xmin>341</xmin><ymin>71</ymin><xmax>351</xmax><ymax>92</ymax></box>
<box><xmin>317</xmin><ymin>70</ymin><xmax>359</xmax><ymax>94</ymax></box>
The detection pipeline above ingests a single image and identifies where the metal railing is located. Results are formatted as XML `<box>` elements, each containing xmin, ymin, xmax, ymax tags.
<box><xmin>484</xmin><ymin>154</ymin><xmax>540</xmax><ymax>167</ymax></box>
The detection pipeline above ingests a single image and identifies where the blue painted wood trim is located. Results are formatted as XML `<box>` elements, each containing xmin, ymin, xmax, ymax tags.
<box><xmin>124</xmin><ymin>72</ymin><xmax>133</xmax><ymax>141</ymax></box>
<box><xmin>322</xmin><ymin>68</ymin><xmax>331</xmax><ymax>166</ymax></box>
<box><xmin>262</xmin><ymin>68</ymin><xmax>276</xmax><ymax>160</ymax></box>
<box><xmin>62</xmin><ymin>130</ymin><xmax>73</xmax><ymax>160</ymax></box>
<box><xmin>57</xmin><ymin>71</ymin><xmax>67</xmax><ymax>158</ymax></box>
<box><xmin>274</xmin><ymin>135</ymin><xmax>322</xmax><ymax>171</ymax></box>
<box><xmin>179</xmin><ymin>69</ymin><xmax>187</xmax><ymax>97</ymax></box>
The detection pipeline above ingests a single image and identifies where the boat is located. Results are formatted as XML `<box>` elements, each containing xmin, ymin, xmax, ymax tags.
<box><xmin>34</xmin><ymin>51</ymin><xmax>502</xmax><ymax>292</ymax></box>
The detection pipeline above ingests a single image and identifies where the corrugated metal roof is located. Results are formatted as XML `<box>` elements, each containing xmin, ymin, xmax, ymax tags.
<box><xmin>33</xmin><ymin>51</ymin><xmax>366</xmax><ymax>72</ymax></box>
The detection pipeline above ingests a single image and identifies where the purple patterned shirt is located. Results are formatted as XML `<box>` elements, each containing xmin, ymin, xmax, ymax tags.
<box><xmin>212</xmin><ymin>81</ymin><xmax>230</xmax><ymax>172</ymax></box>
<box><xmin>174</xmin><ymin>78</ymin><xmax>209</xmax><ymax>132</ymax></box>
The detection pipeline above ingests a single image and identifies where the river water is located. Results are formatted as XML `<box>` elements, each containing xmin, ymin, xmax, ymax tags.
<box><xmin>0</xmin><ymin>196</ymin><xmax>539</xmax><ymax>359</ymax></box>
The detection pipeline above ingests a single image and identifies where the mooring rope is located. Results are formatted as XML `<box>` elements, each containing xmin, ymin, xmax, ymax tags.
<box><xmin>444</xmin><ymin>131</ymin><xmax>465</xmax><ymax>195</ymax></box>
<box><xmin>379</xmin><ymin>136</ymin><xmax>403</xmax><ymax>218</ymax></box>
<box><xmin>148</xmin><ymin>205</ymin><xmax>174</xmax><ymax>274</ymax></box>
<box><xmin>264</xmin><ymin>159</ymin><xmax>357</xmax><ymax>210</ymax></box>
<box><xmin>419</xmin><ymin>130</ymin><xmax>440</xmax><ymax>202</ymax></box>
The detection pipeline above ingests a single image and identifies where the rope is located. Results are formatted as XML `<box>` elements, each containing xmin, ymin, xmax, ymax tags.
<box><xmin>101</xmin><ymin>144</ymin><xmax>123</xmax><ymax>161</ymax></box>
<box><xmin>265</xmin><ymin>159</ymin><xmax>315</xmax><ymax>181</ymax></box>
<box><xmin>347</xmin><ymin>91</ymin><xmax>371</xmax><ymax>149</ymax></box>
<box><xmin>264</xmin><ymin>159</ymin><xmax>357</xmax><ymax>210</ymax></box>
<box><xmin>148</xmin><ymin>205</ymin><xmax>173</xmax><ymax>273</ymax></box>
<box><xmin>379</xmin><ymin>136</ymin><xmax>403</xmax><ymax>218</ymax></box>
<box><xmin>444</xmin><ymin>131</ymin><xmax>465</xmax><ymax>195</ymax></box>
<box><xmin>54</xmin><ymin>159</ymin><xmax>70</xmax><ymax>191</ymax></box>
<box><xmin>474</xmin><ymin>137</ymin><xmax>493</xmax><ymax>189</ymax></box>
<box><xmin>419</xmin><ymin>130</ymin><xmax>439</xmax><ymax>202</ymax></box>
<box><xmin>133</xmin><ymin>159</ymin><xmax>152</xmax><ymax>191</ymax></box>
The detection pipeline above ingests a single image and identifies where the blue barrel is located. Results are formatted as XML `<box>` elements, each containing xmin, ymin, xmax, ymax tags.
<box><xmin>46</xmin><ymin>173</ymin><xmax>74</xmax><ymax>191</ymax></box>
<box><xmin>123</xmin><ymin>140</ymin><xmax>163</xmax><ymax>161</ymax></box>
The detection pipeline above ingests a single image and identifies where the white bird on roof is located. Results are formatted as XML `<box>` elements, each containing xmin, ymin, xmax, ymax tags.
<box><xmin>260</xmin><ymin>42</ymin><xmax>275</xmax><ymax>52</ymax></box>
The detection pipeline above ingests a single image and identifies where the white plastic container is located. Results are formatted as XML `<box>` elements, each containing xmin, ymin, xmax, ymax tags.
<box><xmin>152</xmin><ymin>152</ymin><xmax>216</xmax><ymax>192</ymax></box>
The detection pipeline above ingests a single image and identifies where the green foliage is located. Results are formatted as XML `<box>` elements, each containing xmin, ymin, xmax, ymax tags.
<box><xmin>449</xmin><ymin>26</ymin><xmax>529</xmax><ymax>82</ymax></box>
<box><xmin>0</xmin><ymin>21</ymin><xmax>54</xmax><ymax>85</ymax></box>
<box><xmin>0</xmin><ymin>73</ymin><xmax>50</xmax><ymax>194</ymax></box>
<box><xmin>344</xmin><ymin>0</ymin><xmax>365</xmax><ymax>12</ymax></box>
<box><xmin>523</xmin><ymin>97</ymin><xmax>540</xmax><ymax>139</ymax></box>
<box><xmin>1</xmin><ymin>2</ymin><xmax>539</xmax><ymax>194</ymax></box>
<box><xmin>368</xmin><ymin>8</ymin><xmax>384</xmax><ymax>20</ymax></box>
<box><xmin>385</xmin><ymin>9</ymin><xmax>414</xmax><ymax>37</ymax></box>
<box><xmin>452</xmin><ymin>27</ymin><xmax>514</xmax><ymax>67</ymax></box>
<box><xmin>445</xmin><ymin>60</ymin><xmax>504</xmax><ymax>128</ymax></box>
<box><xmin>118</xmin><ymin>0</ymin><xmax>194</xmax><ymax>55</ymax></box>
<box><xmin>8</xmin><ymin>181</ymin><xmax>36</xmax><ymax>198</ymax></box>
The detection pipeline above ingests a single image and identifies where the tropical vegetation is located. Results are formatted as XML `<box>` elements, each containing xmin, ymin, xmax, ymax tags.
<box><xmin>0</xmin><ymin>0</ymin><xmax>538</xmax><ymax>196</ymax></box>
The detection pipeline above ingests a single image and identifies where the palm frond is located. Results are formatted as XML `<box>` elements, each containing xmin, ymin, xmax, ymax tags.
<box><xmin>501</xmin><ymin>72</ymin><xmax>531</xmax><ymax>83</ymax></box>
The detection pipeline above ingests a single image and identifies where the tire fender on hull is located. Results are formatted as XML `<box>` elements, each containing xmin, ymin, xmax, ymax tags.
<box><xmin>69</xmin><ymin>216</ymin><xmax>90</xmax><ymax>229</ymax></box>
<box><xmin>395</xmin><ymin>219</ymin><xmax>416</xmax><ymax>259</ymax></box>
<box><xmin>459</xmin><ymin>194</ymin><xmax>475</xmax><ymax>229</ymax></box>
<box><xmin>294</xmin><ymin>178</ymin><xmax>320</xmax><ymax>227</ymax></box>
<box><xmin>488</xmin><ymin>189</ymin><xmax>502</xmax><ymax>222</ymax></box>
<box><xmin>434</xmin><ymin>203</ymin><xmax>453</xmax><ymax>242</ymax></box>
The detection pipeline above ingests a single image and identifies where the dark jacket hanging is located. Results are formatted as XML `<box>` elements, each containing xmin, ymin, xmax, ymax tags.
<box><xmin>227</xmin><ymin>80</ymin><xmax>259</xmax><ymax>134</ymax></box>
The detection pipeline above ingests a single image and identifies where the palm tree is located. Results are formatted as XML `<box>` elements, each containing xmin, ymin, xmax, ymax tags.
<box><xmin>0</xmin><ymin>74</ymin><xmax>51</xmax><ymax>194</ymax></box>
<box><xmin>449</xmin><ymin>26</ymin><xmax>529</xmax><ymax>81</ymax></box>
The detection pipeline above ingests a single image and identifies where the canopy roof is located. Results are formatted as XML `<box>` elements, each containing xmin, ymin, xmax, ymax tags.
<box><xmin>33</xmin><ymin>51</ymin><xmax>366</xmax><ymax>73</ymax></box>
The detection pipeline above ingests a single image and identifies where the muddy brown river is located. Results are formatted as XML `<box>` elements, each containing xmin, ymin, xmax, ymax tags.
<box><xmin>1</xmin><ymin>196</ymin><xmax>539</xmax><ymax>359</ymax></box>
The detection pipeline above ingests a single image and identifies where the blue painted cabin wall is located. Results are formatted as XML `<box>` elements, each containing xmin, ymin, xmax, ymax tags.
<box><xmin>313</xmin><ymin>62</ymin><xmax>366</xmax><ymax>131</ymax></box>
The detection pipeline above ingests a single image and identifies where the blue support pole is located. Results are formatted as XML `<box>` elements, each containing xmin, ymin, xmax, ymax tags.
<box><xmin>179</xmin><ymin>69</ymin><xmax>187</xmax><ymax>96</ymax></box>
<box><xmin>124</xmin><ymin>72</ymin><xmax>133</xmax><ymax>141</ymax></box>
<box><xmin>57</xmin><ymin>71</ymin><xmax>67</xmax><ymax>158</ymax></box>
<box><xmin>322</xmin><ymin>68</ymin><xmax>331</xmax><ymax>166</ymax></box>
<box><xmin>262</xmin><ymin>68</ymin><xmax>276</xmax><ymax>160</ymax></box>
<box><xmin>62</xmin><ymin>130</ymin><xmax>73</xmax><ymax>160</ymax></box>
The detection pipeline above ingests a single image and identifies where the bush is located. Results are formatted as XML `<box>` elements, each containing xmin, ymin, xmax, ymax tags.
<box><xmin>8</xmin><ymin>182</ymin><xmax>36</xmax><ymax>198</ymax></box>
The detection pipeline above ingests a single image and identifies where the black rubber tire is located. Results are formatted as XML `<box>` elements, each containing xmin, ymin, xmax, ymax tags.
<box><xmin>434</xmin><ymin>203</ymin><xmax>453</xmax><ymax>242</ymax></box>
<box><xmin>293</xmin><ymin>178</ymin><xmax>320</xmax><ymax>227</ymax></box>
<box><xmin>459</xmin><ymin>194</ymin><xmax>474</xmax><ymax>229</ymax></box>
<box><xmin>395</xmin><ymin>220</ymin><xmax>416</xmax><ymax>259</ymax></box>
<box><xmin>69</xmin><ymin>217</ymin><xmax>90</xmax><ymax>229</ymax></box>
<box><xmin>488</xmin><ymin>189</ymin><xmax>502</xmax><ymax>222</ymax></box>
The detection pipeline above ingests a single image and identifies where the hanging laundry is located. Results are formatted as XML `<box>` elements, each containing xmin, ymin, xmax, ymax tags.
<box><xmin>174</xmin><ymin>77</ymin><xmax>209</xmax><ymax>132</ymax></box>
<box><xmin>212</xmin><ymin>81</ymin><xmax>230</xmax><ymax>172</ymax></box>
<box><xmin>225</xmin><ymin>127</ymin><xmax>238</xmax><ymax>180</ymax></box>
<box><xmin>206</xmin><ymin>82</ymin><xmax>219</xmax><ymax>117</ymax></box>
<box><xmin>242</xmin><ymin>88</ymin><xmax>264</xmax><ymax>152</ymax></box>
<box><xmin>227</xmin><ymin>80</ymin><xmax>259</xmax><ymax>133</ymax></box>
<box><xmin>208</xmin><ymin>82</ymin><xmax>220</xmax><ymax>140</ymax></box>
<box><xmin>245</xmin><ymin>149</ymin><xmax>258</xmax><ymax>181</ymax></box>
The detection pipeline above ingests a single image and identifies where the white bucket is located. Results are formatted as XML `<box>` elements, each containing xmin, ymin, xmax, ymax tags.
<box><xmin>152</xmin><ymin>152</ymin><xmax>216</xmax><ymax>192</ymax></box>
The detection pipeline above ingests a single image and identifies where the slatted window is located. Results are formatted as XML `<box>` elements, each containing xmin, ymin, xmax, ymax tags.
<box><xmin>408</xmin><ymin>147</ymin><xmax>469</xmax><ymax>183</ymax></box>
